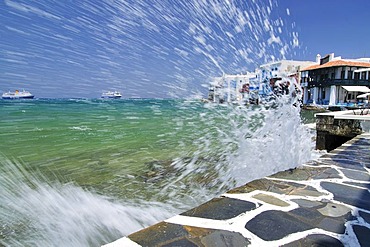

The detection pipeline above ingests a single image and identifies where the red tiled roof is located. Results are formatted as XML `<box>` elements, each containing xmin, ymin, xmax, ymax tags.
<box><xmin>301</xmin><ymin>60</ymin><xmax>370</xmax><ymax>71</ymax></box>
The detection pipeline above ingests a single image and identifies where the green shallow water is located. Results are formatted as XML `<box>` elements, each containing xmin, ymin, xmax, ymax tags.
<box><xmin>1</xmin><ymin>99</ymin><xmax>317</xmax><ymax>194</ymax></box>
<box><xmin>0</xmin><ymin>99</ymin><xmax>318</xmax><ymax>180</ymax></box>
<box><xmin>0</xmin><ymin>99</ymin><xmax>245</xmax><ymax>199</ymax></box>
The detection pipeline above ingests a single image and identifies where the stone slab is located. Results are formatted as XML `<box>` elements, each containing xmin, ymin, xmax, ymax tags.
<box><xmin>180</xmin><ymin>197</ymin><xmax>258</xmax><ymax>220</ymax></box>
<box><xmin>281</xmin><ymin>234</ymin><xmax>344</xmax><ymax>247</ymax></box>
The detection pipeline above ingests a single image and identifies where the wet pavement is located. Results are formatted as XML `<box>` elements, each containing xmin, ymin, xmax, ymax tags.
<box><xmin>104</xmin><ymin>132</ymin><xmax>370</xmax><ymax>247</ymax></box>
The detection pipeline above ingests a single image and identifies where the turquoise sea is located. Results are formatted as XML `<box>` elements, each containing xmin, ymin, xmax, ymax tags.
<box><xmin>0</xmin><ymin>98</ymin><xmax>318</xmax><ymax>246</ymax></box>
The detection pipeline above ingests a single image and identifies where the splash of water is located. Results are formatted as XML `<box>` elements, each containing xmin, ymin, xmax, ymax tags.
<box><xmin>0</xmin><ymin>101</ymin><xmax>315</xmax><ymax>246</ymax></box>
<box><xmin>159</xmin><ymin>86</ymin><xmax>313</xmax><ymax>197</ymax></box>
<box><xmin>0</xmin><ymin>159</ymin><xmax>175</xmax><ymax>246</ymax></box>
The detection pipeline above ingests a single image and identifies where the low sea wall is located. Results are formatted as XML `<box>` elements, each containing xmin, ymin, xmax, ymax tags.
<box><xmin>315</xmin><ymin>109</ymin><xmax>370</xmax><ymax>151</ymax></box>
<box><xmin>104</xmin><ymin>111</ymin><xmax>370</xmax><ymax>247</ymax></box>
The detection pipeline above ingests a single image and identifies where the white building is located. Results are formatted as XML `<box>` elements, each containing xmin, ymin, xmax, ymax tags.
<box><xmin>259</xmin><ymin>60</ymin><xmax>316</xmax><ymax>84</ymax></box>
<box><xmin>208</xmin><ymin>72</ymin><xmax>259</xmax><ymax>104</ymax></box>
<box><xmin>207</xmin><ymin>60</ymin><xmax>317</xmax><ymax>104</ymax></box>
<box><xmin>300</xmin><ymin>53</ymin><xmax>370</xmax><ymax>105</ymax></box>
<box><xmin>257</xmin><ymin>59</ymin><xmax>316</xmax><ymax>99</ymax></box>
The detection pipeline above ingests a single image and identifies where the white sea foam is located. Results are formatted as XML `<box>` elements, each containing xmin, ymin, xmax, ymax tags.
<box><xmin>68</xmin><ymin>126</ymin><xmax>92</xmax><ymax>131</ymax></box>
<box><xmin>0</xmin><ymin>159</ymin><xmax>174</xmax><ymax>246</ymax></box>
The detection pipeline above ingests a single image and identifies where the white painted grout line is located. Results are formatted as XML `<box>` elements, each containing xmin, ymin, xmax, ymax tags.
<box><xmin>165</xmin><ymin>215</ymin><xmax>231</xmax><ymax>230</ymax></box>
<box><xmin>101</xmin><ymin>237</ymin><xmax>142</xmax><ymax>247</ymax></box>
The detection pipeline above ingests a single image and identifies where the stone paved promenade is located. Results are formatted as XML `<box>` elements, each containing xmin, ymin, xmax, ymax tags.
<box><xmin>104</xmin><ymin>132</ymin><xmax>370</xmax><ymax>247</ymax></box>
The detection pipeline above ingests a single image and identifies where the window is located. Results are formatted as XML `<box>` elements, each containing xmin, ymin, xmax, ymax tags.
<box><xmin>341</xmin><ymin>70</ymin><xmax>345</xmax><ymax>79</ymax></box>
<box><xmin>362</xmin><ymin>72</ymin><xmax>366</xmax><ymax>80</ymax></box>
<box><xmin>348</xmin><ymin>70</ymin><xmax>353</xmax><ymax>80</ymax></box>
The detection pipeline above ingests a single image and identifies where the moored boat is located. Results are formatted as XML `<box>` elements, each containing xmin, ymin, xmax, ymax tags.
<box><xmin>2</xmin><ymin>90</ymin><xmax>34</xmax><ymax>99</ymax></box>
<box><xmin>101</xmin><ymin>91</ymin><xmax>122</xmax><ymax>99</ymax></box>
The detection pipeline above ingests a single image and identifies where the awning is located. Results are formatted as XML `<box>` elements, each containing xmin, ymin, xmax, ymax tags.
<box><xmin>342</xmin><ymin>86</ymin><xmax>370</xmax><ymax>92</ymax></box>
<box><xmin>357</xmin><ymin>92</ymin><xmax>370</xmax><ymax>98</ymax></box>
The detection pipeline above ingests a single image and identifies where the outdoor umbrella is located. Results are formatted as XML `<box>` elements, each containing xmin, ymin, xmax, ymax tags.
<box><xmin>357</xmin><ymin>92</ymin><xmax>370</xmax><ymax>98</ymax></box>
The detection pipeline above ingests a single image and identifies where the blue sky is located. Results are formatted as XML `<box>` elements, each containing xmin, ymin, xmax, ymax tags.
<box><xmin>1</xmin><ymin>0</ymin><xmax>370</xmax><ymax>98</ymax></box>
<box><xmin>280</xmin><ymin>0</ymin><xmax>370</xmax><ymax>60</ymax></box>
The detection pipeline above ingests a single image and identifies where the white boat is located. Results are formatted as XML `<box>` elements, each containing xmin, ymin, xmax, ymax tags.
<box><xmin>101</xmin><ymin>91</ymin><xmax>122</xmax><ymax>99</ymax></box>
<box><xmin>2</xmin><ymin>89</ymin><xmax>34</xmax><ymax>99</ymax></box>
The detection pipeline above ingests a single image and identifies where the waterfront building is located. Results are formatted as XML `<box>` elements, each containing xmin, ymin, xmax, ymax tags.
<box><xmin>207</xmin><ymin>60</ymin><xmax>315</xmax><ymax>104</ymax></box>
<box><xmin>259</xmin><ymin>59</ymin><xmax>315</xmax><ymax>85</ymax></box>
<box><xmin>258</xmin><ymin>59</ymin><xmax>316</xmax><ymax>99</ymax></box>
<box><xmin>207</xmin><ymin>72</ymin><xmax>259</xmax><ymax>104</ymax></box>
<box><xmin>300</xmin><ymin>53</ymin><xmax>370</xmax><ymax>105</ymax></box>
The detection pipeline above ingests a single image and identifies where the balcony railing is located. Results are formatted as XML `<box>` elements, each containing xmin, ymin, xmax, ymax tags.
<box><xmin>305</xmin><ymin>79</ymin><xmax>370</xmax><ymax>87</ymax></box>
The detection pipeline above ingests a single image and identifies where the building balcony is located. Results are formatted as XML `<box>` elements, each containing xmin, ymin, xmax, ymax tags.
<box><xmin>306</xmin><ymin>79</ymin><xmax>370</xmax><ymax>88</ymax></box>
